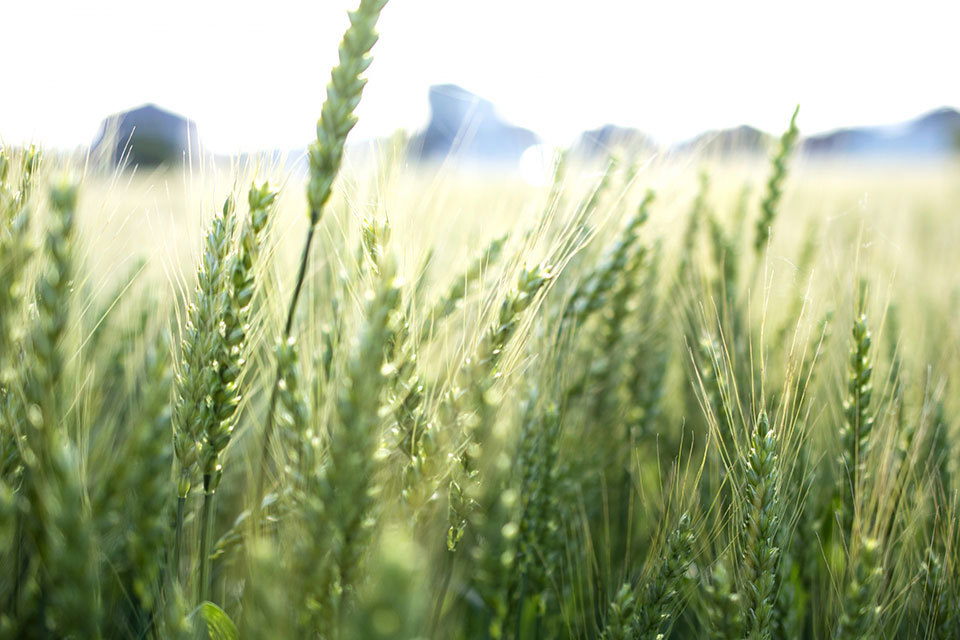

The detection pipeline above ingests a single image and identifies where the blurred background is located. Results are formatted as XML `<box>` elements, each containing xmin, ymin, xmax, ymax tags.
<box><xmin>3</xmin><ymin>0</ymin><xmax>959</xmax><ymax>170</ymax></box>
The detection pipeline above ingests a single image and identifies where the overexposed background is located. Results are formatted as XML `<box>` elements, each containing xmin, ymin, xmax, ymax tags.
<box><xmin>3</xmin><ymin>0</ymin><xmax>959</xmax><ymax>152</ymax></box>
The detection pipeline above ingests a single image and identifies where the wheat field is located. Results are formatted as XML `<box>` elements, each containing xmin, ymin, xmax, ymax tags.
<box><xmin>1</xmin><ymin>2</ymin><xmax>959</xmax><ymax>639</ymax></box>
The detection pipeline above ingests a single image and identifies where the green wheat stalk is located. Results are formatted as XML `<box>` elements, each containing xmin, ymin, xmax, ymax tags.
<box><xmin>836</xmin><ymin>537</ymin><xmax>883</xmax><ymax>639</ymax></box>
<box><xmin>754</xmin><ymin>106</ymin><xmax>800</xmax><ymax>254</ymax></box>
<box><xmin>838</xmin><ymin>304</ymin><xmax>874</xmax><ymax>537</ymax></box>
<box><xmin>600</xmin><ymin>513</ymin><xmax>695</xmax><ymax>640</ymax></box>
<box><xmin>255</xmin><ymin>0</ymin><xmax>390</xmax><ymax>514</ymax></box>
<box><xmin>740</xmin><ymin>411</ymin><xmax>781</xmax><ymax>640</ymax></box>
<box><xmin>196</xmin><ymin>183</ymin><xmax>276</xmax><ymax>602</ymax></box>
<box><xmin>171</xmin><ymin>195</ymin><xmax>235</xmax><ymax>588</ymax></box>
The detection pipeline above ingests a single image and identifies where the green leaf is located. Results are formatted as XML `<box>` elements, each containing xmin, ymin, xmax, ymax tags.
<box><xmin>193</xmin><ymin>602</ymin><xmax>239</xmax><ymax>640</ymax></box>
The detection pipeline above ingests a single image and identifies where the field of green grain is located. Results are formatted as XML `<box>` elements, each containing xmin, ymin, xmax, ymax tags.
<box><xmin>1</xmin><ymin>2</ymin><xmax>958</xmax><ymax>639</ymax></box>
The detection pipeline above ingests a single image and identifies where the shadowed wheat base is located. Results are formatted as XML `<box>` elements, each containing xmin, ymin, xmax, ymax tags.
<box><xmin>1</xmin><ymin>3</ymin><xmax>959</xmax><ymax>638</ymax></box>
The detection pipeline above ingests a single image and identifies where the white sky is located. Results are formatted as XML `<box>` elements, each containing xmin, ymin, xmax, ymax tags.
<box><xmin>2</xmin><ymin>0</ymin><xmax>958</xmax><ymax>153</ymax></box>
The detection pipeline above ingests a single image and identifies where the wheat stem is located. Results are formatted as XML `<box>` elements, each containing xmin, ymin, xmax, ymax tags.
<box><xmin>254</xmin><ymin>0</ymin><xmax>390</xmax><ymax>518</ymax></box>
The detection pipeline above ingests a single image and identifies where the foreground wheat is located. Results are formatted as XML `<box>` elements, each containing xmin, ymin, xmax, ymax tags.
<box><xmin>255</xmin><ymin>0</ymin><xmax>391</xmax><ymax>512</ymax></box>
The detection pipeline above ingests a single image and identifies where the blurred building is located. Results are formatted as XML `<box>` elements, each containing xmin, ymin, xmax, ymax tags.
<box><xmin>803</xmin><ymin>107</ymin><xmax>960</xmax><ymax>157</ymax></box>
<box><xmin>92</xmin><ymin>104</ymin><xmax>200</xmax><ymax>168</ymax></box>
<box><xmin>674</xmin><ymin>125</ymin><xmax>774</xmax><ymax>157</ymax></box>
<box><xmin>571</xmin><ymin>124</ymin><xmax>658</xmax><ymax>161</ymax></box>
<box><xmin>409</xmin><ymin>84</ymin><xmax>538</xmax><ymax>166</ymax></box>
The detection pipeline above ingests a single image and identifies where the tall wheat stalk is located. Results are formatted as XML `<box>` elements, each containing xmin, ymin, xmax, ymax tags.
<box><xmin>254</xmin><ymin>0</ymin><xmax>391</xmax><ymax>515</ymax></box>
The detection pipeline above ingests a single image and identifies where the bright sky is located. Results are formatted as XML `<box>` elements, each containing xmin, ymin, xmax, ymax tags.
<box><xmin>3</xmin><ymin>0</ymin><xmax>958</xmax><ymax>153</ymax></box>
